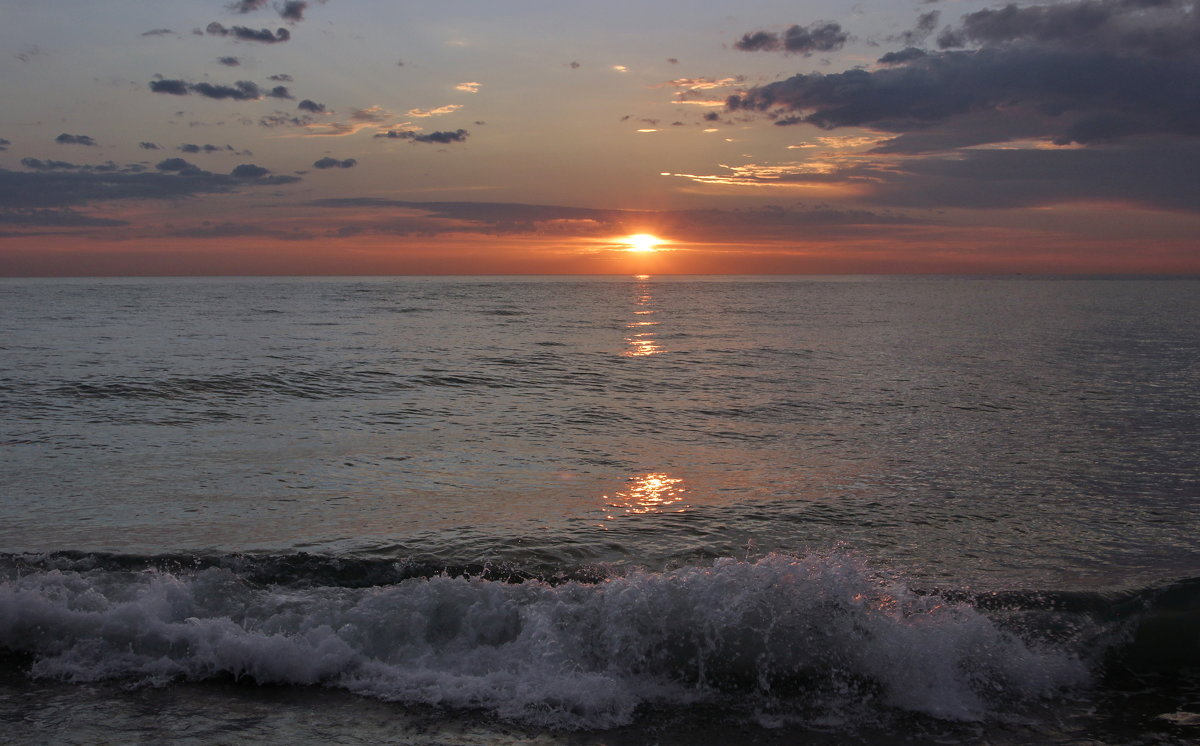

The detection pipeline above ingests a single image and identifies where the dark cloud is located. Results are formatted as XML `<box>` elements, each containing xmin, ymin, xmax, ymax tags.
<box><xmin>139</xmin><ymin>142</ymin><xmax>161</xmax><ymax>150</ymax></box>
<box><xmin>0</xmin><ymin>138</ymin><xmax>10</xmax><ymax>151</ymax></box>
<box><xmin>297</xmin><ymin>99</ymin><xmax>326</xmax><ymax>113</ymax></box>
<box><xmin>268</xmin><ymin>73</ymin><xmax>293</xmax><ymax>82</ymax></box>
<box><xmin>193</xmin><ymin>80</ymin><xmax>263</xmax><ymax>100</ymax></box>
<box><xmin>156</xmin><ymin>158</ymin><xmax>199</xmax><ymax>172</ymax></box>
<box><xmin>259</xmin><ymin>111</ymin><xmax>314</xmax><ymax>128</ymax></box>
<box><xmin>892</xmin><ymin>10</ymin><xmax>940</xmax><ymax>46</ymax></box>
<box><xmin>729</xmin><ymin>1</ymin><xmax>1200</xmax><ymax>147</ymax></box>
<box><xmin>729</xmin><ymin>37</ymin><xmax>1200</xmax><ymax>146</ymax></box>
<box><xmin>375</xmin><ymin>129</ymin><xmax>470</xmax><ymax>144</ymax></box>
<box><xmin>278</xmin><ymin>1</ymin><xmax>308</xmax><ymax>22</ymax></box>
<box><xmin>864</xmin><ymin>143</ymin><xmax>1200</xmax><ymax>212</ymax></box>
<box><xmin>149</xmin><ymin>78</ymin><xmax>190</xmax><ymax>95</ymax></box>
<box><xmin>937</xmin><ymin>0</ymin><xmax>1199</xmax><ymax>57</ymax></box>
<box><xmin>228</xmin><ymin>0</ymin><xmax>269</xmax><ymax>13</ymax></box>
<box><xmin>152</xmin><ymin>79</ymin><xmax>284</xmax><ymax>101</ymax></box>
<box><xmin>218</xmin><ymin>56</ymin><xmax>241</xmax><ymax>66</ymax></box>
<box><xmin>734</xmin><ymin>22</ymin><xmax>849</xmax><ymax>55</ymax></box>
<box><xmin>55</xmin><ymin>133</ymin><xmax>98</xmax><ymax>146</ymax></box>
<box><xmin>0</xmin><ymin>164</ymin><xmax>301</xmax><ymax>210</ymax></box>
<box><xmin>313</xmin><ymin>157</ymin><xmax>357</xmax><ymax>169</ymax></box>
<box><xmin>179</xmin><ymin>144</ymin><xmax>238</xmax><ymax>154</ymax></box>
<box><xmin>0</xmin><ymin>209</ymin><xmax>129</xmax><ymax>228</ymax></box>
<box><xmin>206</xmin><ymin>22</ymin><xmax>290</xmax><ymax>43</ymax></box>
<box><xmin>141</xmin><ymin>29</ymin><xmax>174</xmax><ymax>37</ymax></box>
<box><xmin>22</xmin><ymin>158</ymin><xmax>82</xmax><ymax>171</ymax></box>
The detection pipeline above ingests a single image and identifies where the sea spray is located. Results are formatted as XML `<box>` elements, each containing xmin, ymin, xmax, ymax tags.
<box><xmin>0</xmin><ymin>552</ymin><xmax>1091</xmax><ymax>729</ymax></box>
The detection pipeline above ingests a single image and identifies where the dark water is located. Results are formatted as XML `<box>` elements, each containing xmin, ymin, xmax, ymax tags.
<box><xmin>1</xmin><ymin>276</ymin><xmax>1197</xmax><ymax>743</ymax></box>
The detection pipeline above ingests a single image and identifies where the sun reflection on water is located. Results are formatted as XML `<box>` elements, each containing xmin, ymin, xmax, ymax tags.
<box><xmin>622</xmin><ymin>277</ymin><xmax>664</xmax><ymax>357</ymax></box>
<box><xmin>603</xmin><ymin>472</ymin><xmax>689</xmax><ymax>518</ymax></box>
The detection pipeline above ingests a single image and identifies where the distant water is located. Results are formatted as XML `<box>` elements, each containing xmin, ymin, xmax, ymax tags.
<box><xmin>1</xmin><ymin>276</ymin><xmax>1197</xmax><ymax>744</ymax></box>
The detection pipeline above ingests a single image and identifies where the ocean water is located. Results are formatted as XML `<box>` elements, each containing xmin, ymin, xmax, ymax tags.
<box><xmin>1</xmin><ymin>275</ymin><xmax>1197</xmax><ymax>744</ymax></box>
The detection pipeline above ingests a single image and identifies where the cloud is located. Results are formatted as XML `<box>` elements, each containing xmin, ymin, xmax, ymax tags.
<box><xmin>206</xmin><ymin>22</ymin><xmax>290</xmax><ymax>43</ymax></box>
<box><xmin>0</xmin><ymin>163</ymin><xmax>301</xmax><ymax>210</ymax></box>
<box><xmin>218</xmin><ymin>56</ymin><xmax>241</xmax><ymax>66</ymax></box>
<box><xmin>455</xmin><ymin>82</ymin><xmax>481</xmax><ymax>93</ymax></box>
<box><xmin>179</xmin><ymin>143</ymin><xmax>241</xmax><ymax>154</ymax></box>
<box><xmin>141</xmin><ymin>29</ymin><xmax>174</xmax><ymax>37</ymax></box>
<box><xmin>268</xmin><ymin>73</ymin><xmax>293</xmax><ymax>82</ymax></box>
<box><xmin>149</xmin><ymin>78</ymin><xmax>291</xmax><ymax>102</ymax></box>
<box><xmin>313</xmin><ymin>157</ymin><xmax>357</xmax><ymax>169</ymax></box>
<box><xmin>0</xmin><ymin>138</ymin><xmax>9</xmax><ymax>151</ymax></box>
<box><xmin>891</xmin><ymin>10</ymin><xmax>940</xmax><ymax>47</ymax></box>
<box><xmin>278</xmin><ymin>1</ymin><xmax>308</xmax><ymax>22</ymax></box>
<box><xmin>156</xmin><ymin>157</ymin><xmax>199</xmax><ymax>172</ymax></box>
<box><xmin>298</xmin><ymin>99</ymin><xmax>326</xmax><ymax>113</ymax></box>
<box><xmin>55</xmin><ymin>133</ymin><xmax>98</xmax><ymax>146</ymax></box>
<box><xmin>728</xmin><ymin>1</ymin><xmax>1200</xmax><ymax>149</ymax></box>
<box><xmin>408</xmin><ymin>104</ymin><xmax>463</xmax><ymax>118</ymax></box>
<box><xmin>231</xmin><ymin>163</ymin><xmax>270</xmax><ymax>179</ymax></box>
<box><xmin>148</xmin><ymin>79</ymin><xmax>191</xmax><ymax>95</ymax></box>
<box><xmin>374</xmin><ymin>129</ymin><xmax>469</xmax><ymax>143</ymax></box>
<box><xmin>0</xmin><ymin>209</ymin><xmax>129</xmax><ymax>228</ymax></box>
<box><xmin>228</xmin><ymin>0</ymin><xmax>269</xmax><ymax>13</ymax></box>
<box><xmin>734</xmin><ymin>22</ymin><xmax>849</xmax><ymax>55</ymax></box>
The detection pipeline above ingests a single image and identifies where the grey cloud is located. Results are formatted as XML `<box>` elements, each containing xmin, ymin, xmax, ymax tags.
<box><xmin>268</xmin><ymin>86</ymin><xmax>293</xmax><ymax>99</ymax></box>
<box><xmin>0</xmin><ymin>165</ymin><xmax>301</xmax><ymax>209</ymax></box>
<box><xmin>734</xmin><ymin>22</ymin><xmax>849</xmax><ymax>55</ymax></box>
<box><xmin>313</xmin><ymin>157</ymin><xmax>357</xmax><ymax>169</ymax></box>
<box><xmin>268</xmin><ymin>74</ymin><xmax>293</xmax><ymax>82</ymax></box>
<box><xmin>139</xmin><ymin>142</ymin><xmax>161</xmax><ymax>150</ymax></box>
<box><xmin>729</xmin><ymin>46</ymin><xmax>1200</xmax><ymax>145</ymax></box>
<box><xmin>259</xmin><ymin>111</ymin><xmax>314</xmax><ymax>128</ymax></box>
<box><xmin>375</xmin><ymin>129</ymin><xmax>469</xmax><ymax>143</ymax></box>
<box><xmin>892</xmin><ymin>10</ymin><xmax>940</xmax><ymax>46</ymax></box>
<box><xmin>141</xmin><ymin>29</ymin><xmax>174</xmax><ymax>37</ymax></box>
<box><xmin>0</xmin><ymin>209</ymin><xmax>129</xmax><ymax>227</ymax></box>
<box><xmin>938</xmin><ymin>0</ymin><xmax>1200</xmax><ymax>57</ymax></box>
<box><xmin>156</xmin><ymin>158</ymin><xmax>199</xmax><ymax>172</ymax></box>
<box><xmin>206</xmin><ymin>22</ymin><xmax>290</xmax><ymax>43</ymax></box>
<box><xmin>218</xmin><ymin>56</ymin><xmax>241</xmax><ymax>66</ymax></box>
<box><xmin>228</xmin><ymin>0</ymin><xmax>269</xmax><ymax>13</ymax></box>
<box><xmin>0</xmin><ymin>138</ymin><xmax>10</xmax><ymax>151</ymax></box>
<box><xmin>278</xmin><ymin>1</ymin><xmax>307</xmax><ymax>21</ymax></box>
<box><xmin>148</xmin><ymin>79</ymin><xmax>190</xmax><ymax>95</ymax></box>
<box><xmin>865</xmin><ymin>143</ymin><xmax>1200</xmax><ymax>212</ymax></box>
<box><xmin>192</xmin><ymin>80</ymin><xmax>263</xmax><ymax>100</ymax></box>
<box><xmin>55</xmin><ymin>133</ymin><xmax>98</xmax><ymax>146</ymax></box>
<box><xmin>298</xmin><ymin>99</ymin><xmax>326</xmax><ymax>113</ymax></box>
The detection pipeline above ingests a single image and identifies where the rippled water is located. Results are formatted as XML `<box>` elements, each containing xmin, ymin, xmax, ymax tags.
<box><xmin>1</xmin><ymin>275</ymin><xmax>1198</xmax><ymax>743</ymax></box>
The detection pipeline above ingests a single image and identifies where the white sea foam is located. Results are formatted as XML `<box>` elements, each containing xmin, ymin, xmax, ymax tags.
<box><xmin>0</xmin><ymin>553</ymin><xmax>1090</xmax><ymax>729</ymax></box>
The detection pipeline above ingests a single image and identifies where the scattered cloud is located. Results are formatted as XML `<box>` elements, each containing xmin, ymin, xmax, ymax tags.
<box><xmin>0</xmin><ymin>138</ymin><xmax>9</xmax><ymax>151</ymax></box>
<box><xmin>141</xmin><ymin>29</ymin><xmax>174</xmax><ymax>37</ymax></box>
<box><xmin>298</xmin><ymin>99</ymin><xmax>327</xmax><ymax>113</ymax></box>
<box><xmin>55</xmin><ymin>133</ymin><xmax>98</xmax><ymax>146</ymax></box>
<box><xmin>149</xmin><ymin>78</ymin><xmax>293</xmax><ymax>101</ymax></box>
<box><xmin>218</xmin><ymin>56</ymin><xmax>241</xmax><ymax>66</ymax></box>
<box><xmin>408</xmin><ymin>104</ymin><xmax>463</xmax><ymax>118</ymax></box>
<box><xmin>278</xmin><ymin>1</ymin><xmax>308</xmax><ymax>22</ymax></box>
<box><xmin>313</xmin><ymin>157</ymin><xmax>357</xmax><ymax>169</ymax></box>
<box><xmin>734</xmin><ymin>22</ymin><xmax>848</xmax><ymax>55</ymax></box>
<box><xmin>375</xmin><ymin>129</ymin><xmax>469</xmax><ymax>143</ymax></box>
<box><xmin>206</xmin><ymin>22</ymin><xmax>290</xmax><ymax>43</ymax></box>
<box><xmin>455</xmin><ymin>82</ymin><xmax>481</xmax><ymax>93</ymax></box>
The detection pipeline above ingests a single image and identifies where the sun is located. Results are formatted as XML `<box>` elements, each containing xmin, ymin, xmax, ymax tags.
<box><xmin>620</xmin><ymin>233</ymin><xmax>663</xmax><ymax>252</ymax></box>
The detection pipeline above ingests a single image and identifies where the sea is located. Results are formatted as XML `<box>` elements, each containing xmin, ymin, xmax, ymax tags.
<box><xmin>0</xmin><ymin>275</ymin><xmax>1197</xmax><ymax>745</ymax></box>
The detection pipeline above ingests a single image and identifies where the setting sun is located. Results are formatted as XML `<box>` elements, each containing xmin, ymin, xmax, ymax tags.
<box><xmin>620</xmin><ymin>234</ymin><xmax>663</xmax><ymax>252</ymax></box>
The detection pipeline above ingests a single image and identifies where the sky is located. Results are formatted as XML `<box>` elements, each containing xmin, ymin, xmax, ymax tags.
<box><xmin>1</xmin><ymin>0</ymin><xmax>1198</xmax><ymax>275</ymax></box>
